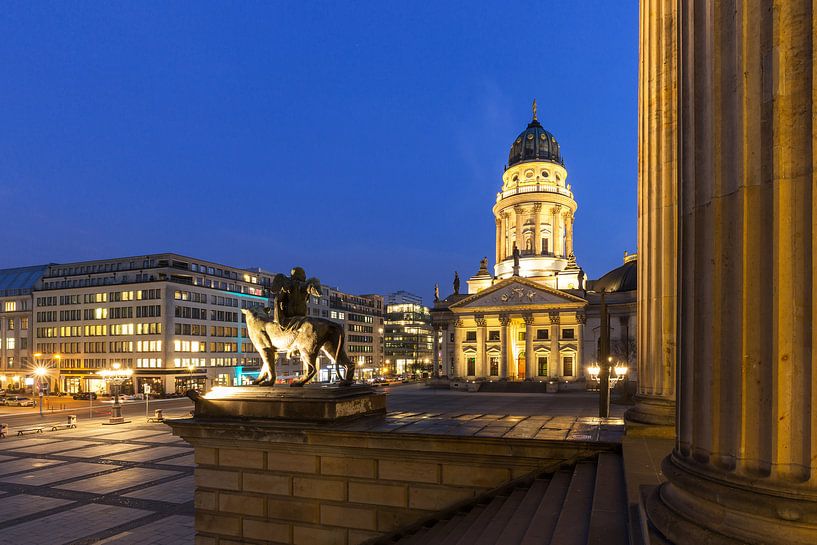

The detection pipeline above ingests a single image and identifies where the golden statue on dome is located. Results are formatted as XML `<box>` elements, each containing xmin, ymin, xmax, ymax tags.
<box><xmin>532</xmin><ymin>98</ymin><xmax>538</xmax><ymax>121</ymax></box>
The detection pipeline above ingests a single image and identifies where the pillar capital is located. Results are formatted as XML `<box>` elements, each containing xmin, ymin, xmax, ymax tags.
<box><xmin>498</xmin><ymin>314</ymin><xmax>510</xmax><ymax>326</ymax></box>
<box><xmin>532</xmin><ymin>203</ymin><xmax>542</xmax><ymax>213</ymax></box>
<box><xmin>522</xmin><ymin>313</ymin><xmax>535</xmax><ymax>325</ymax></box>
<box><xmin>474</xmin><ymin>315</ymin><xmax>487</xmax><ymax>327</ymax></box>
<box><xmin>548</xmin><ymin>311</ymin><xmax>560</xmax><ymax>324</ymax></box>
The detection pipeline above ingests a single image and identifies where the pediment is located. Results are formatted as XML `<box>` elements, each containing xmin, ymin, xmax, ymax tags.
<box><xmin>450</xmin><ymin>277</ymin><xmax>586</xmax><ymax>310</ymax></box>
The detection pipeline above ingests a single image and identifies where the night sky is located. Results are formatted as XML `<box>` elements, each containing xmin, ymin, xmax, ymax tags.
<box><xmin>0</xmin><ymin>2</ymin><xmax>638</xmax><ymax>303</ymax></box>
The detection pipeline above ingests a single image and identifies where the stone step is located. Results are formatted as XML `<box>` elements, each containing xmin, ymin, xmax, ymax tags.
<box><xmin>472</xmin><ymin>487</ymin><xmax>527</xmax><ymax>545</ymax></box>
<box><xmin>518</xmin><ymin>469</ymin><xmax>572</xmax><ymax>545</ymax></box>
<box><xmin>548</xmin><ymin>462</ymin><xmax>597</xmax><ymax>545</ymax></box>
<box><xmin>435</xmin><ymin>504</ymin><xmax>487</xmax><ymax>545</ymax></box>
<box><xmin>424</xmin><ymin>513</ymin><xmax>465</xmax><ymax>544</ymax></box>
<box><xmin>494</xmin><ymin>478</ymin><xmax>551</xmax><ymax>544</ymax></box>
<box><xmin>587</xmin><ymin>452</ymin><xmax>629</xmax><ymax>545</ymax></box>
<box><xmin>449</xmin><ymin>495</ymin><xmax>507</xmax><ymax>545</ymax></box>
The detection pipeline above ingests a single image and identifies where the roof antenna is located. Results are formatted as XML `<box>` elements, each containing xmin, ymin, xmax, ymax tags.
<box><xmin>532</xmin><ymin>98</ymin><xmax>538</xmax><ymax>121</ymax></box>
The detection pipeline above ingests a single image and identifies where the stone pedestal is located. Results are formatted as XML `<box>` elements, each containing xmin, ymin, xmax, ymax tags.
<box><xmin>190</xmin><ymin>385</ymin><xmax>386</xmax><ymax>423</ymax></box>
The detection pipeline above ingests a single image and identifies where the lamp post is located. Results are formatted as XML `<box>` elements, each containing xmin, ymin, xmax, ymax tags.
<box><xmin>33</xmin><ymin>366</ymin><xmax>47</xmax><ymax>417</ymax></box>
<box><xmin>99</xmin><ymin>362</ymin><xmax>133</xmax><ymax>425</ymax></box>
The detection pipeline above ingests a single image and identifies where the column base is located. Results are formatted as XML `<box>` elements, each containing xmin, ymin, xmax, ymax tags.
<box><xmin>647</xmin><ymin>452</ymin><xmax>817</xmax><ymax>545</ymax></box>
<box><xmin>625</xmin><ymin>394</ymin><xmax>676</xmax><ymax>434</ymax></box>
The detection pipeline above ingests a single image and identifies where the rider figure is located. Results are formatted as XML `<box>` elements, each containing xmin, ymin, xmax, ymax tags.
<box><xmin>272</xmin><ymin>267</ymin><xmax>321</xmax><ymax>329</ymax></box>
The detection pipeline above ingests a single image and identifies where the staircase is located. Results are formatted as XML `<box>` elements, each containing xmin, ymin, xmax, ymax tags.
<box><xmin>387</xmin><ymin>453</ymin><xmax>628</xmax><ymax>545</ymax></box>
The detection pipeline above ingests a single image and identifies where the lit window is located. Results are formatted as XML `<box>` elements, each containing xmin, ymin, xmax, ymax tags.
<box><xmin>4</xmin><ymin>302</ymin><xmax>16</xmax><ymax>312</ymax></box>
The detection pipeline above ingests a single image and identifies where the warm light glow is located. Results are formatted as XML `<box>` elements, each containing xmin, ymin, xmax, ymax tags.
<box><xmin>112</xmin><ymin>362</ymin><xmax>121</xmax><ymax>370</ymax></box>
<box><xmin>33</xmin><ymin>352</ymin><xmax>43</xmax><ymax>358</ymax></box>
<box><xmin>24</xmin><ymin>377</ymin><xmax>34</xmax><ymax>386</ymax></box>
<box><xmin>12</xmin><ymin>375</ymin><xmax>20</xmax><ymax>383</ymax></box>
<box><xmin>588</xmin><ymin>364</ymin><xmax>601</xmax><ymax>379</ymax></box>
<box><xmin>614</xmin><ymin>365</ymin><xmax>628</xmax><ymax>377</ymax></box>
<box><xmin>34</xmin><ymin>366</ymin><xmax>47</xmax><ymax>377</ymax></box>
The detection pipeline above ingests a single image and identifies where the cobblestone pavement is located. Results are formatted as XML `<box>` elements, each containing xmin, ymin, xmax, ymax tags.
<box><xmin>0</xmin><ymin>419</ymin><xmax>193</xmax><ymax>545</ymax></box>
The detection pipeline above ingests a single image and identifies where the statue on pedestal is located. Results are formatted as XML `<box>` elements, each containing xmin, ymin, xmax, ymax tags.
<box><xmin>453</xmin><ymin>271</ymin><xmax>460</xmax><ymax>295</ymax></box>
<box><xmin>242</xmin><ymin>266</ymin><xmax>354</xmax><ymax>387</ymax></box>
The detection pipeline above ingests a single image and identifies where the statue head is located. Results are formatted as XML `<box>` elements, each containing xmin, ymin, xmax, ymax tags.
<box><xmin>290</xmin><ymin>266</ymin><xmax>306</xmax><ymax>281</ymax></box>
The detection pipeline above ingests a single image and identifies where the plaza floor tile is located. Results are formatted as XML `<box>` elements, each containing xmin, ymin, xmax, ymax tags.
<box><xmin>1</xmin><ymin>461</ymin><xmax>113</xmax><ymax>485</ymax></box>
<box><xmin>0</xmin><ymin>437</ymin><xmax>61</xmax><ymax>451</ymax></box>
<box><xmin>56</xmin><ymin>467</ymin><xmax>181</xmax><ymax>494</ymax></box>
<box><xmin>0</xmin><ymin>458</ymin><xmax>66</xmax><ymax>476</ymax></box>
<box><xmin>0</xmin><ymin>503</ymin><xmax>152</xmax><ymax>545</ymax></box>
<box><xmin>95</xmin><ymin>515</ymin><xmax>194</xmax><ymax>545</ymax></box>
<box><xmin>123</xmin><ymin>475</ymin><xmax>194</xmax><ymax>503</ymax></box>
<box><xmin>99</xmin><ymin>430</ymin><xmax>170</xmax><ymax>441</ymax></box>
<box><xmin>60</xmin><ymin>443</ymin><xmax>145</xmax><ymax>459</ymax></box>
<box><xmin>9</xmin><ymin>439</ymin><xmax>101</xmax><ymax>454</ymax></box>
<box><xmin>106</xmin><ymin>446</ymin><xmax>190</xmax><ymax>463</ymax></box>
<box><xmin>158</xmin><ymin>454</ymin><xmax>194</xmax><ymax>467</ymax></box>
<box><xmin>0</xmin><ymin>494</ymin><xmax>74</xmax><ymax>522</ymax></box>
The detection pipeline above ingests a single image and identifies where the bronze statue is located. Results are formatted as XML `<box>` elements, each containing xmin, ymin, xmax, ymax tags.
<box><xmin>242</xmin><ymin>306</ymin><xmax>354</xmax><ymax>387</ymax></box>
<box><xmin>479</xmin><ymin>256</ymin><xmax>488</xmax><ymax>272</ymax></box>
<box><xmin>242</xmin><ymin>266</ymin><xmax>354</xmax><ymax>387</ymax></box>
<box><xmin>434</xmin><ymin>283</ymin><xmax>439</xmax><ymax>302</ymax></box>
<box><xmin>513</xmin><ymin>244</ymin><xmax>521</xmax><ymax>268</ymax></box>
<box><xmin>453</xmin><ymin>271</ymin><xmax>460</xmax><ymax>295</ymax></box>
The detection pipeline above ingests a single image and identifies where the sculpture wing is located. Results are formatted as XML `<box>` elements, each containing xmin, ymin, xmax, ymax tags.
<box><xmin>306</xmin><ymin>277</ymin><xmax>322</xmax><ymax>297</ymax></box>
<box><xmin>271</xmin><ymin>273</ymin><xmax>288</xmax><ymax>294</ymax></box>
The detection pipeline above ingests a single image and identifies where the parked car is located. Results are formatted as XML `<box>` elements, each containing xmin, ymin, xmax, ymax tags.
<box><xmin>5</xmin><ymin>396</ymin><xmax>35</xmax><ymax>407</ymax></box>
<box><xmin>72</xmin><ymin>392</ymin><xmax>97</xmax><ymax>400</ymax></box>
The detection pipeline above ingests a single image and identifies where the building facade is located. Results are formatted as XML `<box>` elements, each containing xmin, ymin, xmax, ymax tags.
<box><xmin>384</xmin><ymin>294</ymin><xmax>433</xmax><ymax>377</ymax></box>
<box><xmin>432</xmin><ymin>107</ymin><xmax>636</xmax><ymax>382</ymax></box>
<box><xmin>0</xmin><ymin>266</ymin><xmax>47</xmax><ymax>390</ymax></box>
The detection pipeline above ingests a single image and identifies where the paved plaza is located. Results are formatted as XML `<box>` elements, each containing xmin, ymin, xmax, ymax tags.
<box><xmin>0</xmin><ymin>418</ymin><xmax>194</xmax><ymax>545</ymax></box>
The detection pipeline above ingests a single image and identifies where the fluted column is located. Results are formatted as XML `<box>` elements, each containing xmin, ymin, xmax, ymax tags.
<box><xmin>475</xmin><ymin>316</ymin><xmax>486</xmax><ymax>378</ymax></box>
<box><xmin>524</xmin><ymin>314</ymin><xmax>534</xmax><ymax>379</ymax></box>
<box><xmin>494</xmin><ymin>217</ymin><xmax>502</xmax><ymax>265</ymax></box>
<box><xmin>549</xmin><ymin>311</ymin><xmax>560</xmax><ymax>379</ymax></box>
<box><xmin>514</xmin><ymin>206</ymin><xmax>525</xmax><ymax>253</ymax></box>
<box><xmin>625</xmin><ymin>0</ymin><xmax>678</xmax><ymax>430</ymax></box>
<box><xmin>499</xmin><ymin>315</ymin><xmax>510</xmax><ymax>378</ymax></box>
<box><xmin>563</xmin><ymin>210</ymin><xmax>574</xmax><ymax>256</ymax></box>
<box><xmin>533</xmin><ymin>204</ymin><xmax>542</xmax><ymax>255</ymax></box>
<box><xmin>452</xmin><ymin>320</ymin><xmax>464</xmax><ymax>378</ymax></box>
<box><xmin>646</xmin><ymin>1</ymin><xmax>817</xmax><ymax>543</ymax></box>
<box><xmin>432</xmin><ymin>325</ymin><xmax>440</xmax><ymax>376</ymax></box>
<box><xmin>500</xmin><ymin>212</ymin><xmax>509</xmax><ymax>260</ymax></box>
<box><xmin>550</xmin><ymin>207</ymin><xmax>561</xmax><ymax>257</ymax></box>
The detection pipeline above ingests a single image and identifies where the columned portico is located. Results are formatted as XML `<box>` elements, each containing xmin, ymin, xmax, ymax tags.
<box><xmin>645</xmin><ymin>1</ymin><xmax>817</xmax><ymax>543</ymax></box>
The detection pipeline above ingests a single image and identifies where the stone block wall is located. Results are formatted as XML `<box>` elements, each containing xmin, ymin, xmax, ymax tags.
<box><xmin>173</xmin><ymin>421</ymin><xmax>609</xmax><ymax>545</ymax></box>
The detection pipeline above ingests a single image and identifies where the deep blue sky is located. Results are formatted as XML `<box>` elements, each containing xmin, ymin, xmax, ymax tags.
<box><xmin>0</xmin><ymin>2</ymin><xmax>638</xmax><ymax>303</ymax></box>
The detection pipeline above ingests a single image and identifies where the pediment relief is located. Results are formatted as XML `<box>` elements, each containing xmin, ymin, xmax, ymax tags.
<box><xmin>452</xmin><ymin>279</ymin><xmax>585</xmax><ymax>310</ymax></box>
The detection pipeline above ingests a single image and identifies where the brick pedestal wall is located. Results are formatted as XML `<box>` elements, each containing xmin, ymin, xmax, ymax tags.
<box><xmin>170</xmin><ymin>419</ymin><xmax>611</xmax><ymax>545</ymax></box>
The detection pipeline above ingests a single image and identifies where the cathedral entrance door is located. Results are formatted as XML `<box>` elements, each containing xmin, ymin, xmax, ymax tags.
<box><xmin>517</xmin><ymin>353</ymin><xmax>526</xmax><ymax>380</ymax></box>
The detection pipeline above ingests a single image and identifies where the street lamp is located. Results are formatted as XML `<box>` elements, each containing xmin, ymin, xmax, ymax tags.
<box><xmin>34</xmin><ymin>366</ymin><xmax>47</xmax><ymax>417</ymax></box>
<box><xmin>98</xmin><ymin>362</ymin><xmax>133</xmax><ymax>425</ymax></box>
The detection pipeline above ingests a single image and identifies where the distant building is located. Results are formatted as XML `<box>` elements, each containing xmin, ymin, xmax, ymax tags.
<box><xmin>385</xmin><ymin>291</ymin><xmax>423</xmax><ymax>306</ymax></box>
<box><xmin>0</xmin><ymin>266</ymin><xmax>47</xmax><ymax>388</ymax></box>
<box><xmin>384</xmin><ymin>299</ymin><xmax>434</xmax><ymax>376</ymax></box>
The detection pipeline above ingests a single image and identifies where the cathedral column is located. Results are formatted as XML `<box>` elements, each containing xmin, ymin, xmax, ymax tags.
<box><xmin>495</xmin><ymin>218</ymin><xmax>502</xmax><ymax>265</ymax></box>
<box><xmin>432</xmin><ymin>325</ymin><xmax>440</xmax><ymax>376</ymax></box>
<box><xmin>452</xmin><ymin>319</ymin><xmax>464</xmax><ymax>378</ymax></box>
<box><xmin>646</xmin><ymin>1</ymin><xmax>817</xmax><ymax>543</ymax></box>
<box><xmin>475</xmin><ymin>316</ymin><xmax>486</xmax><ymax>378</ymax></box>
<box><xmin>548</xmin><ymin>311</ymin><xmax>560</xmax><ymax>379</ymax></box>
<box><xmin>499</xmin><ymin>314</ymin><xmax>510</xmax><ymax>378</ymax></box>
<box><xmin>550</xmin><ymin>206</ymin><xmax>561</xmax><ymax>257</ymax></box>
<box><xmin>514</xmin><ymin>206</ymin><xmax>525</xmax><ymax>253</ymax></box>
<box><xmin>563</xmin><ymin>210</ymin><xmax>574</xmax><ymax>256</ymax></box>
<box><xmin>500</xmin><ymin>212</ymin><xmax>509</xmax><ymax>260</ymax></box>
<box><xmin>524</xmin><ymin>314</ymin><xmax>534</xmax><ymax>379</ymax></box>
<box><xmin>624</xmin><ymin>0</ymin><xmax>677</xmax><ymax>431</ymax></box>
<box><xmin>533</xmin><ymin>204</ymin><xmax>542</xmax><ymax>255</ymax></box>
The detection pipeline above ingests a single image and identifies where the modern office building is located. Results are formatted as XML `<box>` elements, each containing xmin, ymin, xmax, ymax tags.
<box><xmin>384</xmin><ymin>295</ymin><xmax>434</xmax><ymax>377</ymax></box>
<box><xmin>27</xmin><ymin>254</ymin><xmax>274</xmax><ymax>394</ymax></box>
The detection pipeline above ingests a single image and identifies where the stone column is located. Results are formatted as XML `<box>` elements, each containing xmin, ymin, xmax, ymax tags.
<box><xmin>452</xmin><ymin>320</ymin><xmax>464</xmax><ymax>378</ymax></box>
<box><xmin>500</xmin><ymin>212</ymin><xmax>509</xmax><ymax>261</ymax></box>
<box><xmin>514</xmin><ymin>206</ymin><xmax>525</xmax><ymax>253</ymax></box>
<box><xmin>432</xmin><ymin>325</ymin><xmax>440</xmax><ymax>376</ymax></box>
<box><xmin>646</xmin><ymin>1</ymin><xmax>817</xmax><ymax>543</ymax></box>
<box><xmin>563</xmin><ymin>210</ymin><xmax>574</xmax><ymax>256</ymax></box>
<box><xmin>475</xmin><ymin>316</ymin><xmax>486</xmax><ymax>378</ymax></box>
<box><xmin>549</xmin><ymin>311</ymin><xmax>560</xmax><ymax>379</ymax></box>
<box><xmin>624</xmin><ymin>0</ymin><xmax>678</xmax><ymax>431</ymax></box>
<box><xmin>494</xmin><ymin>217</ymin><xmax>502</xmax><ymax>265</ymax></box>
<box><xmin>499</xmin><ymin>314</ymin><xmax>510</xmax><ymax>378</ymax></box>
<box><xmin>524</xmin><ymin>314</ymin><xmax>534</xmax><ymax>379</ymax></box>
<box><xmin>533</xmin><ymin>204</ymin><xmax>542</xmax><ymax>255</ymax></box>
<box><xmin>550</xmin><ymin>206</ymin><xmax>561</xmax><ymax>257</ymax></box>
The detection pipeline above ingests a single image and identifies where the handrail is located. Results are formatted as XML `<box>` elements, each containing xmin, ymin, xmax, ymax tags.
<box><xmin>496</xmin><ymin>184</ymin><xmax>573</xmax><ymax>202</ymax></box>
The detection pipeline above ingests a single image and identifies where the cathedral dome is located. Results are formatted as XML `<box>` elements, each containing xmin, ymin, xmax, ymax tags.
<box><xmin>589</xmin><ymin>256</ymin><xmax>637</xmax><ymax>293</ymax></box>
<box><xmin>507</xmin><ymin>112</ymin><xmax>563</xmax><ymax>168</ymax></box>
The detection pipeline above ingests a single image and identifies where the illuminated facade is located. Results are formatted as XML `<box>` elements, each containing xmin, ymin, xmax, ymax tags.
<box><xmin>0</xmin><ymin>266</ymin><xmax>45</xmax><ymax>389</ymax></box>
<box><xmin>384</xmin><ymin>298</ymin><xmax>433</xmax><ymax>376</ymax></box>
<box><xmin>29</xmin><ymin>254</ymin><xmax>273</xmax><ymax>394</ymax></box>
<box><xmin>432</xmin><ymin>106</ymin><xmax>636</xmax><ymax>382</ymax></box>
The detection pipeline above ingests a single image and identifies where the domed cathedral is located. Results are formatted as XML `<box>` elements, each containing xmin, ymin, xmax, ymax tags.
<box><xmin>431</xmin><ymin>102</ymin><xmax>637</xmax><ymax>385</ymax></box>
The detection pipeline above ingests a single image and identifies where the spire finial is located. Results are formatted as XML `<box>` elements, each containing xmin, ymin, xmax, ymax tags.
<box><xmin>532</xmin><ymin>98</ymin><xmax>538</xmax><ymax>121</ymax></box>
